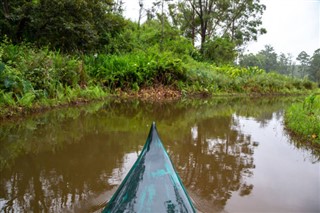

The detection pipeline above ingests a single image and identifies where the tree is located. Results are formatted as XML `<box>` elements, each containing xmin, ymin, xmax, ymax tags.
<box><xmin>277</xmin><ymin>53</ymin><xmax>290</xmax><ymax>75</ymax></box>
<box><xmin>169</xmin><ymin>1</ymin><xmax>198</xmax><ymax>46</ymax></box>
<box><xmin>202</xmin><ymin>36</ymin><xmax>237</xmax><ymax>64</ymax></box>
<box><xmin>239</xmin><ymin>46</ymin><xmax>302</xmax><ymax>76</ymax></box>
<box><xmin>138</xmin><ymin>0</ymin><xmax>144</xmax><ymax>30</ymax></box>
<box><xmin>221</xmin><ymin>0</ymin><xmax>267</xmax><ymax>48</ymax></box>
<box><xmin>286</xmin><ymin>53</ymin><xmax>297</xmax><ymax>78</ymax></box>
<box><xmin>136</xmin><ymin>19</ymin><xmax>195</xmax><ymax>56</ymax></box>
<box><xmin>142</xmin><ymin>0</ymin><xmax>176</xmax><ymax>51</ymax></box>
<box><xmin>309</xmin><ymin>49</ymin><xmax>320</xmax><ymax>84</ymax></box>
<box><xmin>174</xmin><ymin>0</ymin><xmax>266</xmax><ymax>53</ymax></box>
<box><xmin>296</xmin><ymin>51</ymin><xmax>310</xmax><ymax>78</ymax></box>
<box><xmin>0</xmin><ymin>0</ymin><xmax>33</xmax><ymax>43</ymax></box>
<box><xmin>177</xmin><ymin>0</ymin><xmax>228</xmax><ymax>52</ymax></box>
<box><xmin>257</xmin><ymin>45</ymin><xmax>278</xmax><ymax>72</ymax></box>
<box><xmin>239</xmin><ymin>53</ymin><xmax>261</xmax><ymax>68</ymax></box>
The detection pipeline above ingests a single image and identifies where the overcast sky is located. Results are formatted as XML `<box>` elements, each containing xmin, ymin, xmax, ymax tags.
<box><xmin>122</xmin><ymin>0</ymin><xmax>320</xmax><ymax>58</ymax></box>
<box><xmin>246</xmin><ymin>0</ymin><xmax>320</xmax><ymax>58</ymax></box>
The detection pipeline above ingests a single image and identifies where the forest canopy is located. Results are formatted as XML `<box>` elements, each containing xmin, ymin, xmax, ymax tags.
<box><xmin>0</xmin><ymin>0</ymin><xmax>126</xmax><ymax>52</ymax></box>
<box><xmin>1</xmin><ymin>0</ymin><xmax>266</xmax><ymax>61</ymax></box>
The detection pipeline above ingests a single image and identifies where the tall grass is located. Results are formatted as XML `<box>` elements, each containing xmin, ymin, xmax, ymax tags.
<box><xmin>285</xmin><ymin>94</ymin><xmax>320</xmax><ymax>144</ymax></box>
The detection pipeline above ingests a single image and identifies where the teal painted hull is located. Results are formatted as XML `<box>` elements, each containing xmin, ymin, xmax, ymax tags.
<box><xmin>103</xmin><ymin>122</ymin><xmax>196</xmax><ymax>213</ymax></box>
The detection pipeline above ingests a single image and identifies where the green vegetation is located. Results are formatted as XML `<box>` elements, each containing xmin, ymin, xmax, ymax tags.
<box><xmin>0</xmin><ymin>0</ymin><xmax>126</xmax><ymax>52</ymax></box>
<box><xmin>240</xmin><ymin>45</ymin><xmax>320</xmax><ymax>84</ymax></box>
<box><xmin>285</xmin><ymin>94</ymin><xmax>320</xmax><ymax>144</ymax></box>
<box><xmin>0</xmin><ymin>41</ymin><xmax>107</xmax><ymax>116</ymax></box>
<box><xmin>0</xmin><ymin>40</ymin><xmax>317</xmax><ymax>118</ymax></box>
<box><xmin>0</xmin><ymin>0</ymin><xmax>318</xmax><ymax>118</ymax></box>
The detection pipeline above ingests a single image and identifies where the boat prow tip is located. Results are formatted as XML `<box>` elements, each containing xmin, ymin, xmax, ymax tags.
<box><xmin>152</xmin><ymin>121</ymin><xmax>158</xmax><ymax>132</ymax></box>
<box><xmin>151</xmin><ymin>122</ymin><xmax>157</xmax><ymax>132</ymax></box>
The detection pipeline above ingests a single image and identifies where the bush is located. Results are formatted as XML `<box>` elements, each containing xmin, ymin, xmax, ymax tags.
<box><xmin>0</xmin><ymin>42</ymin><xmax>89</xmax><ymax>97</ymax></box>
<box><xmin>84</xmin><ymin>50</ymin><xmax>187</xmax><ymax>90</ymax></box>
<box><xmin>0</xmin><ymin>41</ymin><xmax>107</xmax><ymax>109</ymax></box>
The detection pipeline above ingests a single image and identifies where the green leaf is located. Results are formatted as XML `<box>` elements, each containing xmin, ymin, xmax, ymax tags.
<box><xmin>17</xmin><ymin>92</ymin><xmax>35</xmax><ymax>107</ymax></box>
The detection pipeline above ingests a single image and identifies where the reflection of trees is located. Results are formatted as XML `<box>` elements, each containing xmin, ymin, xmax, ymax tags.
<box><xmin>0</xmin><ymin>133</ymin><xmax>142</xmax><ymax>212</ymax></box>
<box><xmin>0</xmin><ymin>96</ymin><xmax>301</xmax><ymax>171</ymax></box>
<box><xmin>234</xmin><ymin>97</ymin><xmax>303</xmax><ymax>127</ymax></box>
<box><xmin>169</xmin><ymin>116</ymin><xmax>256</xmax><ymax>212</ymax></box>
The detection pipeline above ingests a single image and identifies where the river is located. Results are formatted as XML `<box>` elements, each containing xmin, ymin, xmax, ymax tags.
<box><xmin>0</xmin><ymin>97</ymin><xmax>319</xmax><ymax>212</ymax></box>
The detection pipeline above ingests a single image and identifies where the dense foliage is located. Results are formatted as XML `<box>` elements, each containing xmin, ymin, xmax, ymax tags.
<box><xmin>285</xmin><ymin>94</ymin><xmax>320</xmax><ymax>144</ymax></box>
<box><xmin>0</xmin><ymin>0</ymin><xmax>318</xmax><ymax>118</ymax></box>
<box><xmin>0</xmin><ymin>41</ymin><xmax>107</xmax><ymax>112</ymax></box>
<box><xmin>0</xmin><ymin>0</ymin><xmax>126</xmax><ymax>52</ymax></box>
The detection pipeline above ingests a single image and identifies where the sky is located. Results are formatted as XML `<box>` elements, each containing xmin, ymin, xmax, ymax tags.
<box><xmin>246</xmin><ymin>0</ymin><xmax>320</xmax><ymax>58</ymax></box>
<box><xmin>122</xmin><ymin>0</ymin><xmax>320</xmax><ymax>59</ymax></box>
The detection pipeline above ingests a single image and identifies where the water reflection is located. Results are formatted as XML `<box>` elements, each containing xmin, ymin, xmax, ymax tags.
<box><xmin>225</xmin><ymin>113</ymin><xmax>320</xmax><ymax>212</ymax></box>
<box><xmin>0</xmin><ymin>133</ymin><xmax>143</xmax><ymax>212</ymax></box>
<box><xmin>168</xmin><ymin>116</ymin><xmax>256</xmax><ymax>212</ymax></box>
<box><xmin>0</xmin><ymin>97</ymin><xmax>319</xmax><ymax>212</ymax></box>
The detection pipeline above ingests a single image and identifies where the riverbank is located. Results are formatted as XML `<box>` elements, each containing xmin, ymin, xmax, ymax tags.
<box><xmin>1</xmin><ymin>42</ymin><xmax>318</xmax><ymax>120</ymax></box>
<box><xmin>1</xmin><ymin>85</ymin><xmax>317</xmax><ymax>120</ymax></box>
<box><xmin>285</xmin><ymin>94</ymin><xmax>320</xmax><ymax>145</ymax></box>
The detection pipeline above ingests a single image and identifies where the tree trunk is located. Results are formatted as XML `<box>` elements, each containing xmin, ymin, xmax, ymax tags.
<box><xmin>200</xmin><ymin>25</ymin><xmax>206</xmax><ymax>53</ymax></box>
<box><xmin>138</xmin><ymin>0</ymin><xmax>143</xmax><ymax>39</ymax></box>
<box><xmin>191</xmin><ymin>5</ymin><xmax>195</xmax><ymax>46</ymax></box>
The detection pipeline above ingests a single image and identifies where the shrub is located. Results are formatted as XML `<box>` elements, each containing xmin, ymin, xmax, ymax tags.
<box><xmin>84</xmin><ymin>50</ymin><xmax>187</xmax><ymax>90</ymax></box>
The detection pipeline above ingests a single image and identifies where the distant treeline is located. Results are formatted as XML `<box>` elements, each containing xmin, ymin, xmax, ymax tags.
<box><xmin>239</xmin><ymin>45</ymin><xmax>320</xmax><ymax>84</ymax></box>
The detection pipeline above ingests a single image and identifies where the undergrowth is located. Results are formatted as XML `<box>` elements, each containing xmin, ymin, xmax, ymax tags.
<box><xmin>0</xmin><ymin>41</ymin><xmax>107</xmax><ymax>116</ymax></box>
<box><xmin>285</xmin><ymin>94</ymin><xmax>320</xmax><ymax>144</ymax></box>
<box><xmin>0</xmin><ymin>41</ymin><xmax>318</xmax><ymax>118</ymax></box>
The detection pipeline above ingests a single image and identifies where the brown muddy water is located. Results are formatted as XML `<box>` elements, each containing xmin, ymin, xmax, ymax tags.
<box><xmin>0</xmin><ymin>97</ymin><xmax>319</xmax><ymax>212</ymax></box>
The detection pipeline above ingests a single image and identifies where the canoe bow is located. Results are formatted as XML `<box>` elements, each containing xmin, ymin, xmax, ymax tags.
<box><xmin>103</xmin><ymin>122</ymin><xmax>196</xmax><ymax>213</ymax></box>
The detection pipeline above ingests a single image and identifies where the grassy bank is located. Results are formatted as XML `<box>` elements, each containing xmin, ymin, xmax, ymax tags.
<box><xmin>0</xmin><ymin>42</ymin><xmax>318</xmax><ymax>118</ymax></box>
<box><xmin>285</xmin><ymin>94</ymin><xmax>320</xmax><ymax>145</ymax></box>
